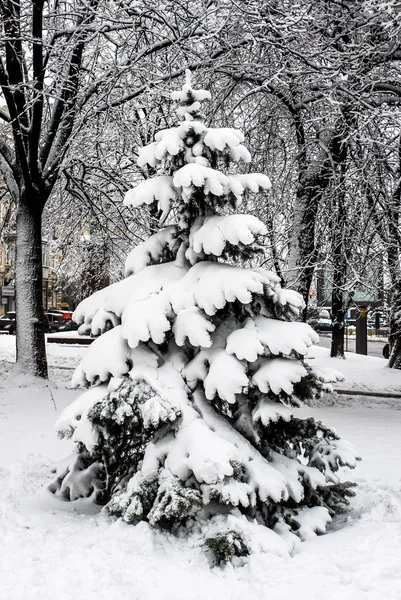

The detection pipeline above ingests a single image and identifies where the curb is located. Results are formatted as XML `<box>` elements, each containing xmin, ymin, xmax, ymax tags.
<box><xmin>335</xmin><ymin>389</ymin><xmax>401</xmax><ymax>399</ymax></box>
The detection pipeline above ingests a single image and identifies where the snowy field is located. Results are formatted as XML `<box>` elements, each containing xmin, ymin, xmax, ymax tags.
<box><xmin>1</xmin><ymin>336</ymin><xmax>401</xmax><ymax>600</ymax></box>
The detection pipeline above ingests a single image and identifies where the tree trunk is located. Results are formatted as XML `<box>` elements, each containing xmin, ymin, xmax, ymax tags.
<box><xmin>286</xmin><ymin>184</ymin><xmax>319</xmax><ymax>321</ymax></box>
<box><xmin>15</xmin><ymin>195</ymin><xmax>48</xmax><ymax>378</ymax></box>
<box><xmin>286</xmin><ymin>129</ymin><xmax>334</xmax><ymax>321</ymax></box>
<box><xmin>387</xmin><ymin>161</ymin><xmax>401</xmax><ymax>369</ymax></box>
<box><xmin>331</xmin><ymin>302</ymin><xmax>345</xmax><ymax>357</ymax></box>
<box><xmin>388</xmin><ymin>270</ymin><xmax>401</xmax><ymax>370</ymax></box>
<box><xmin>330</xmin><ymin>157</ymin><xmax>348</xmax><ymax>358</ymax></box>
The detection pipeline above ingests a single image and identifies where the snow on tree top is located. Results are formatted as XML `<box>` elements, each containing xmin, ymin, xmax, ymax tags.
<box><xmin>171</xmin><ymin>84</ymin><xmax>212</xmax><ymax>104</ymax></box>
<box><xmin>170</xmin><ymin>69</ymin><xmax>211</xmax><ymax>117</ymax></box>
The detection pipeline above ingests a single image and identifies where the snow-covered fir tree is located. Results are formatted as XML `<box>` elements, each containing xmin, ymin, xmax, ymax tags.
<box><xmin>49</xmin><ymin>72</ymin><xmax>357</xmax><ymax>564</ymax></box>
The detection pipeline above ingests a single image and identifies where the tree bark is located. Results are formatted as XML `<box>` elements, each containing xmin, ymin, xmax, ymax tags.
<box><xmin>388</xmin><ymin>280</ymin><xmax>401</xmax><ymax>369</ymax></box>
<box><xmin>387</xmin><ymin>135</ymin><xmax>401</xmax><ymax>369</ymax></box>
<box><xmin>331</xmin><ymin>300</ymin><xmax>345</xmax><ymax>357</ymax></box>
<box><xmin>15</xmin><ymin>195</ymin><xmax>48</xmax><ymax>378</ymax></box>
<box><xmin>387</xmin><ymin>248</ymin><xmax>401</xmax><ymax>369</ymax></box>
<box><xmin>330</xmin><ymin>138</ymin><xmax>348</xmax><ymax>358</ymax></box>
<box><xmin>286</xmin><ymin>128</ymin><xmax>335</xmax><ymax>321</ymax></box>
<box><xmin>286</xmin><ymin>180</ymin><xmax>322</xmax><ymax>321</ymax></box>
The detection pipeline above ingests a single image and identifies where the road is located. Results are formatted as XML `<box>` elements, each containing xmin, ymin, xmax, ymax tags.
<box><xmin>317</xmin><ymin>334</ymin><xmax>386</xmax><ymax>358</ymax></box>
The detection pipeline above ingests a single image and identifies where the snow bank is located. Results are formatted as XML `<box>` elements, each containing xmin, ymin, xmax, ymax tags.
<box><xmin>1</xmin><ymin>345</ymin><xmax>401</xmax><ymax>599</ymax></box>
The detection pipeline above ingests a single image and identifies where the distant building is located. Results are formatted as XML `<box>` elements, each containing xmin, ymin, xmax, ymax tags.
<box><xmin>0</xmin><ymin>194</ymin><xmax>61</xmax><ymax>315</ymax></box>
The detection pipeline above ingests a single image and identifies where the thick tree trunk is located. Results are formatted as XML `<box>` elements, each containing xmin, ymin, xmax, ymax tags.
<box><xmin>388</xmin><ymin>271</ymin><xmax>401</xmax><ymax>370</ymax></box>
<box><xmin>387</xmin><ymin>180</ymin><xmax>401</xmax><ymax>369</ymax></box>
<box><xmin>15</xmin><ymin>195</ymin><xmax>48</xmax><ymax>378</ymax></box>
<box><xmin>286</xmin><ymin>183</ymin><xmax>319</xmax><ymax>321</ymax></box>
<box><xmin>286</xmin><ymin>130</ymin><xmax>334</xmax><ymax>321</ymax></box>
<box><xmin>330</xmin><ymin>160</ymin><xmax>348</xmax><ymax>358</ymax></box>
<box><xmin>331</xmin><ymin>304</ymin><xmax>345</xmax><ymax>358</ymax></box>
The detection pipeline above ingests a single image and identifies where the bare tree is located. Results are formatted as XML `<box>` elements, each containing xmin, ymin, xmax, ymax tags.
<box><xmin>0</xmin><ymin>0</ymin><xmax>243</xmax><ymax>377</ymax></box>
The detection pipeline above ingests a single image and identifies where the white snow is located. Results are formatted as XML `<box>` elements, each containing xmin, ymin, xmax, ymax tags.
<box><xmin>189</xmin><ymin>214</ymin><xmax>267</xmax><ymax>257</ymax></box>
<box><xmin>137</xmin><ymin>141</ymin><xmax>158</xmax><ymax>168</ymax></box>
<box><xmin>71</xmin><ymin>325</ymin><xmax>131</xmax><ymax>386</ymax></box>
<box><xmin>124</xmin><ymin>226</ymin><xmax>178</xmax><ymax>276</ymax></box>
<box><xmin>124</xmin><ymin>175</ymin><xmax>177</xmax><ymax>217</ymax></box>
<box><xmin>1</xmin><ymin>332</ymin><xmax>401</xmax><ymax>599</ymax></box>
<box><xmin>122</xmin><ymin>291</ymin><xmax>172</xmax><ymax>348</ymax></box>
<box><xmin>74</xmin><ymin>261</ymin><xmax>186</xmax><ymax>329</ymax></box>
<box><xmin>167</xmin><ymin>261</ymin><xmax>268</xmax><ymax>316</ymax></box>
<box><xmin>203</xmin><ymin>127</ymin><xmax>244</xmax><ymax>151</ymax></box>
<box><xmin>252</xmin><ymin>397</ymin><xmax>293</xmax><ymax>425</ymax></box>
<box><xmin>226</xmin><ymin>316</ymin><xmax>319</xmax><ymax>361</ymax></box>
<box><xmin>89</xmin><ymin>308</ymin><xmax>119</xmax><ymax>337</ymax></box>
<box><xmin>171</xmin><ymin>83</ymin><xmax>211</xmax><ymax>104</ymax></box>
<box><xmin>228</xmin><ymin>173</ymin><xmax>272</xmax><ymax>197</ymax></box>
<box><xmin>173</xmin><ymin>163</ymin><xmax>229</xmax><ymax>197</ymax></box>
<box><xmin>251</xmin><ymin>358</ymin><xmax>308</xmax><ymax>395</ymax></box>
<box><xmin>228</xmin><ymin>144</ymin><xmax>252</xmax><ymax>163</ymax></box>
<box><xmin>185</xmin><ymin>348</ymin><xmax>249</xmax><ymax>403</ymax></box>
<box><xmin>172</xmin><ymin>306</ymin><xmax>215</xmax><ymax>348</ymax></box>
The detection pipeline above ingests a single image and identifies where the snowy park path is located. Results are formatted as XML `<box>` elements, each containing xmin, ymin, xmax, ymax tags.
<box><xmin>1</xmin><ymin>343</ymin><xmax>401</xmax><ymax>600</ymax></box>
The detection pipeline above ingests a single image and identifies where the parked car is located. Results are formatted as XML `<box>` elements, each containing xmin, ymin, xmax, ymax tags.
<box><xmin>0</xmin><ymin>311</ymin><xmax>16</xmax><ymax>334</ymax></box>
<box><xmin>0</xmin><ymin>311</ymin><xmax>64</xmax><ymax>335</ymax></box>
<box><xmin>48</xmin><ymin>310</ymin><xmax>74</xmax><ymax>323</ymax></box>
<box><xmin>56</xmin><ymin>319</ymin><xmax>79</xmax><ymax>332</ymax></box>
<box><xmin>45</xmin><ymin>311</ymin><xmax>65</xmax><ymax>332</ymax></box>
<box><xmin>313</xmin><ymin>318</ymin><xmax>332</xmax><ymax>333</ymax></box>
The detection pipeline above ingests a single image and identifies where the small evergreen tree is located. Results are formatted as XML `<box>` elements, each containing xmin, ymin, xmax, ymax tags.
<box><xmin>49</xmin><ymin>73</ymin><xmax>357</xmax><ymax>563</ymax></box>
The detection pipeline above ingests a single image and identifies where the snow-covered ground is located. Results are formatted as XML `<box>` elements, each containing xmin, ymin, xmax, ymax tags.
<box><xmin>1</xmin><ymin>338</ymin><xmax>401</xmax><ymax>600</ymax></box>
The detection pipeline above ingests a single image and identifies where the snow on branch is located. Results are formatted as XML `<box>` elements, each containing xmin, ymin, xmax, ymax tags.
<box><xmin>124</xmin><ymin>175</ymin><xmax>177</xmax><ymax>217</ymax></box>
<box><xmin>274</xmin><ymin>288</ymin><xmax>304</xmax><ymax>312</ymax></box>
<box><xmin>121</xmin><ymin>292</ymin><xmax>172</xmax><ymax>348</ymax></box>
<box><xmin>90</xmin><ymin>309</ymin><xmax>120</xmax><ymax>337</ymax></box>
<box><xmin>227</xmin><ymin>173</ymin><xmax>272</xmax><ymax>198</ymax></box>
<box><xmin>124</xmin><ymin>226</ymin><xmax>178</xmax><ymax>276</ymax></box>
<box><xmin>226</xmin><ymin>316</ymin><xmax>318</xmax><ymax>361</ymax></box>
<box><xmin>228</xmin><ymin>144</ymin><xmax>252</xmax><ymax>163</ymax></box>
<box><xmin>252</xmin><ymin>398</ymin><xmax>293</xmax><ymax>426</ymax></box>
<box><xmin>188</xmin><ymin>214</ymin><xmax>267</xmax><ymax>257</ymax></box>
<box><xmin>309</xmin><ymin>366</ymin><xmax>345</xmax><ymax>384</ymax></box>
<box><xmin>137</xmin><ymin>122</ymin><xmax>207</xmax><ymax>168</ymax></box>
<box><xmin>172</xmin><ymin>306</ymin><xmax>215</xmax><ymax>348</ymax></box>
<box><xmin>171</xmin><ymin>82</ymin><xmax>211</xmax><ymax>104</ymax></box>
<box><xmin>203</xmin><ymin>127</ymin><xmax>244</xmax><ymax>151</ymax></box>
<box><xmin>72</xmin><ymin>326</ymin><xmax>132</xmax><ymax>387</ymax></box>
<box><xmin>73</xmin><ymin>286</ymin><xmax>110</xmax><ymax>326</ymax></box>
<box><xmin>74</xmin><ymin>262</ymin><xmax>187</xmax><ymax>330</ymax></box>
<box><xmin>168</xmin><ymin>262</ymin><xmax>269</xmax><ymax>316</ymax></box>
<box><xmin>310</xmin><ymin>438</ymin><xmax>358</xmax><ymax>482</ymax></box>
<box><xmin>137</xmin><ymin>142</ymin><xmax>158</xmax><ymax>168</ymax></box>
<box><xmin>193</xmin><ymin>390</ymin><xmax>289</xmax><ymax>503</ymax></box>
<box><xmin>184</xmin><ymin>348</ymin><xmax>248</xmax><ymax>404</ymax></box>
<box><xmin>251</xmin><ymin>358</ymin><xmax>308</xmax><ymax>395</ymax></box>
<box><xmin>173</xmin><ymin>163</ymin><xmax>228</xmax><ymax>197</ymax></box>
<box><xmin>55</xmin><ymin>384</ymin><xmax>108</xmax><ymax>443</ymax></box>
<box><xmin>270</xmin><ymin>452</ymin><xmax>327</xmax><ymax>503</ymax></box>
